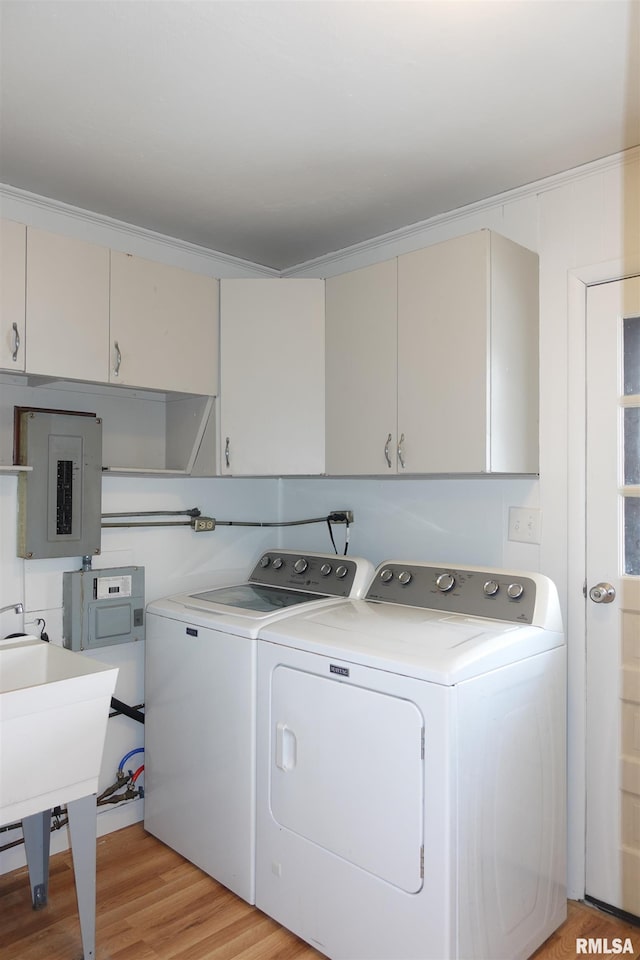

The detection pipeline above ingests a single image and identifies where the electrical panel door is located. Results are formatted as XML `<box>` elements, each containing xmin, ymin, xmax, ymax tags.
<box><xmin>16</xmin><ymin>408</ymin><xmax>102</xmax><ymax>559</ymax></box>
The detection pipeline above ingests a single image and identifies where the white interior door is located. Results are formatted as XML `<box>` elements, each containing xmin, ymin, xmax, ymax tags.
<box><xmin>586</xmin><ymin>276</ymin><xmax>640</xmax><ymax>916</ymax></box>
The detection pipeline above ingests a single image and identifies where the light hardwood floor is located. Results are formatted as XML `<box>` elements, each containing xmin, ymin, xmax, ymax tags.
<box><xmin>0</xmin><ymin>823</ymin><xmax>638</xmax><ymax>960</ymax></box>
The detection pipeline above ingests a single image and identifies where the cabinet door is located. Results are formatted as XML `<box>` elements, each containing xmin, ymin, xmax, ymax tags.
<box><xmin>0</xmin><ymin>219</ymin><xmax>26</xmax><ymax>371</ymax></box>
<box><xmin>325</xmin><ymin>260</ymin><xmax>397</xmax><ymax>475</ymax></box>
<box><xmin>26</xmin><ymin>228</ymin><xmax>110</xmax><ymax>382</ymax></box>
<box><xmin>220</xmin><ymin>279</ymin><xmax>324</xmax><ymax>475</ymax></box>
<box><xmin>110</xmin><ymin>252</ymin><xmax>218</xmax><ymax>395</ymax></box>
<box><xmin>397</xmin><ymin>232</ymin><xmax>490</xmax><ymax>473</ymax></box>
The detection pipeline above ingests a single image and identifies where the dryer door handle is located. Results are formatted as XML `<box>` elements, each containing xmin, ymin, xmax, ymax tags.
<box><xmin>275</xmin><ymin>722</ymin><xmax>297</xmax><ymax>772</ymax></box>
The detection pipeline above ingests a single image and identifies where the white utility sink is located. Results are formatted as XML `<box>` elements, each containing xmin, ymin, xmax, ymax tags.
<box><xmin>0</xmin><ymin>635</ymin><xmax>118</xmax><ymax>825</ymax></box>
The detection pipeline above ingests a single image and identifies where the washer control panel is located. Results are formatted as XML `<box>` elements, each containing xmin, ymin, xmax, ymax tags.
<box><xmin>366</xmin><ymin>563</ymin><xmax>537</xmax><ymax>624</ymax></box>
<box><xmin>249</xmin><ymin>551</ymin><xmax>362</xmax><ymax>597</ymax></box>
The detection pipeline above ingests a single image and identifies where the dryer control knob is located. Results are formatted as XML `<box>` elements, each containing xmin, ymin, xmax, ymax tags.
<box><xmin>260</xmin><ymin>556</ymin><xmax>271</xmax><ymax>568</ymax></box>
<box><xmin>483</xmin><ymin>579</ymin><xmax>500</xmax><ymax>597</ymax></box>
<box><xmin>320</xmin><ymin>562</ymin><xmax>333</xmax><ymax>576</ymax></box>
<box><xmin>398</xmin><ymin>570</ymin><xmax>412</xmax><ymax>585</ymax></box>
<box><xmin>436</xmin><ymin>572</ymin><xmax>456</xmax><ymax>592</ymax></box>
<box><xmin>380</xmin><ymin>568</ymin><xmax>394</xmax><ymax>583</ymax></box>
<box><xmin>507</xmin><ymin>582</ymin><xmax>524</xmax><ymax>600</ymax></box>
<box><xmin>272</xmin><ymin>557</ymin><xmax>284</xmax><ymax>570</ymax></box>
<box><xmin>335</xmin><ymin>565</ymin><xmax>348</xmax><ymax>579</ymax></box>
<box><xmin>294</xmin><ymin>558</ymin><xmax>308</xmax><ymax>574</ymax></box>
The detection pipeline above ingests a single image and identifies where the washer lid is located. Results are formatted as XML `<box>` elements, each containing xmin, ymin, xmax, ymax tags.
<box><xmin>147</xmin><ymin>585</ymin><xmax>345</xmax><ymax>638</ymax></box>
<box><xmin>259</xmin><ymin>599</ymin><xmax>565</xmax><ymax>684</ymax></box>
<box><xmin>189</xmin><ymin>582</ymin><xmax>326</xmax><ymax>612</ymax></box>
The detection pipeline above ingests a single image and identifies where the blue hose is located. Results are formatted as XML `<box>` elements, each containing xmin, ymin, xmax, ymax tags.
<box><xmin>118</xmin><ymin>747</ymin><xmax>144</xmax><ymax>774</ymax></box>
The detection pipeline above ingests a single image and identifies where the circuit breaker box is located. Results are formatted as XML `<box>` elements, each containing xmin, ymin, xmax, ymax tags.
<box><xmin>63</xmin><ymin>565</ymin><xmax>145</xmax><ymax>651</ymax></box>
<box><xmin>16</xmin><ymin>408</ymin><xmax>102</xmax><ymax>559</ymax></box>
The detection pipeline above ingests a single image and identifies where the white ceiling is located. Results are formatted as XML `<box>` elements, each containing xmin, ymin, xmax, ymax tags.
<box><xmin>1</xmin><ymin>1</ymin><xmax>638</xmax><ymax>270</ymax></box>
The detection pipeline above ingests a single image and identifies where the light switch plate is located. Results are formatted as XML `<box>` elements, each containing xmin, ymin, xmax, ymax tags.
<box><xmin>508</xmin><ymin>506</ymin><xmax>542</xmax><ymax>544</ymax></box>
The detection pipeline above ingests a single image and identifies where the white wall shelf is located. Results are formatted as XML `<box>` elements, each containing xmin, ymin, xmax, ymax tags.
<box><xmin>0</xmin><ymin>375</ymin><xmax>216</xmax><ymax>477</ymax></box>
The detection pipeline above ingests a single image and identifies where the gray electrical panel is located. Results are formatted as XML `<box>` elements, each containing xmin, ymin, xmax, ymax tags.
<box><xmin>16</xmin><ymin>408</ymin><xmax>102</xmax><ymax>559</ymax></box>
<box><xmin>63</xmin><ymin>565</ymin><xmax>145</xmax><ymax>651</ymax></box>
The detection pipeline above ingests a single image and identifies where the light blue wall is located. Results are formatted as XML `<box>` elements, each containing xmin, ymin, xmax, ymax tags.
<box><xmin>277</xmin><ymin>476</ymin><xmax>540</xmax><ymax>571</ymax></box>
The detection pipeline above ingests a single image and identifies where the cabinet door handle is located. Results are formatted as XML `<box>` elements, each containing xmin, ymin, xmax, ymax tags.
<box><xmin>397</xmin><ymin>433</ymin><xmax>406</xmax><ymax>469</ymax></box>
<box><xmin>11</xmin><ymin>322</ymin><xmax>20</xmax><ymax>362</ymax></box>
<box><xmin>113</xmin><ymin>341</ymin><xmax>122</xmax><ymax>376</ymax></box>
<box><xmin>384</xmin><ymin>433</ymin><xmax>392</xmax><ymax>468</ymax></box>
<box><xmin>224</xmin><ymin>436</ymin><xmax>231</xmax><ymax>468</ymax></box>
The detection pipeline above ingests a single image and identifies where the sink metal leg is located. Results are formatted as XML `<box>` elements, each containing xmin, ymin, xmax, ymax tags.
<box><xmin>22</xmin><ymin>809</ymin><xmax>52</xmax><ymax>909</ymax></box>
<box><xmin>67</xmin><ymin>794</ymin><xmax>97</xmax><ymax>960</ymax></box>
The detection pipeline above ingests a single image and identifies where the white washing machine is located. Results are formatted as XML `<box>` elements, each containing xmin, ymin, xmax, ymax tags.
<box><xmin>256</xmin><ymin>561</ymin><xmax>566</xmax><ymax>960</ymax></box>
<box><xmin>144</xmin><ymin>549</ymin><xmax>373</xmax><ymax>904</ymax></box>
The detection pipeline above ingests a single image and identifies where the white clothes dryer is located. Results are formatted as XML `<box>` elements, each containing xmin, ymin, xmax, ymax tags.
<box><xmin>256</xmin><ymin>561</ymin><xmax>566</xmax><ymax>960</ymax></box>
<box><xmin>144</xmin><ymin>549</ymin><xmax>373</xmax><ymax>904</ymax></box>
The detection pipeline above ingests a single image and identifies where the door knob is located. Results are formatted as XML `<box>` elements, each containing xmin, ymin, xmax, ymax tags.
<box><xmin>589</xmin><ymin>582</ymin><xmax>616</xmax><ymax>604</ymax></box>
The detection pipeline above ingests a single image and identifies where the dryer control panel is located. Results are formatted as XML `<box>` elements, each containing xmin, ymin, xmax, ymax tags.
<box><xmin>366</xmin><ymin>563</ymin><xmax>537</xmax><ymax>624</ymax></box>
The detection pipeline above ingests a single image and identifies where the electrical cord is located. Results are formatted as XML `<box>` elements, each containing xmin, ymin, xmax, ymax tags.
<box><xmin>327</xmin><ymin>516</ymin><xmax>350</xmax><ymax>555</ymax></box>
<box><xmin>100</xmin><ymin>509</ymin><xmax>354</xmax><ymax>555</ymax></box>
<box><xmin>214</xmin><ymin>515</ymin><xmax>329</xmax><ymax>528</ymax></box>
<box><xmin>102</xmin><ymin>508</ymin><xmax>202</xmax><ymax>519</ymax></box>
<box><xmin>215</xmin><ymin>513</ymin><xmax>352</xmax><ymax>557</ymax></box>
<box><xmin>327</xmin><ymin>518</ymin><xmax>338</xmax><ymax>554</ymax></box>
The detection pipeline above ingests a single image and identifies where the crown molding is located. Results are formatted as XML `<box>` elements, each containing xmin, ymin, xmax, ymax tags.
<box><xmin>3</xmin><ymin>144</ymin><xmax>638</xmax><ymax>280</ymax></box>
<box><xmin>0</xmin><ymin>183</ymin><xmax>278</xmax><ymax>277</ymax></box>
<box><xmin>281</xmin><ymin>146</ymin><xmax>640</xmax><ymax>277</ymax></box>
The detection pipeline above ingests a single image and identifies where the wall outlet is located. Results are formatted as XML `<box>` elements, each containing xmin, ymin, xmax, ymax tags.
<box><xmin>508</xmin><ymin>507</ymin><xmax>542</xmax><ymax>544</ymax></box>
<box><xmin>329</xmin><ymin>510</ymin><xmax>354</xmax><ymax>524</ymax></box>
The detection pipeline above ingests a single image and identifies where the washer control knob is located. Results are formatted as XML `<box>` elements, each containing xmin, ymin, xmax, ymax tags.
<box><xmin>507</xmin><ymin>582</ymin><xmax>524</xmax><ymax>600</ymax></box>
<box><xmin>380</xmin><ymin>568</ymin><xmax>394</xmax><ymax>583</ymax></box>
<box><xmin>483</xmin><ymin>579</ymin><xmax>500</xmax><ymax>597</ymax></box>
<box><xmin>294</xmin><ymin>558</ymin><xmax>308</xmax><ymax>574</ymax></box>
<box><xmin>436</xmin><ymin>572</ymin><xmax>456</xmax><ymax>592</ymax></box>
<box><xmin>335</xmin><ymin>565</ymin><xmax>348</xmax><ymax>579</ymax></box>
<box><xmin>320</xmin><ymin>562</ymin><xmax>333</xmax><ymax>577</ymax></box>
<box><xmin>260</xmin><ymin>556</ymin><xmax>271</xmax><ymax>568</ymax></box>
<box><xmin>272</xmin><ymin>557</ymin><xmax>284</xmax><ymax>570</ymax></box>
<box><xmin>398</xmin><ymin>570</ymin><xmax>413</xmax><ymax>585</ymax></box>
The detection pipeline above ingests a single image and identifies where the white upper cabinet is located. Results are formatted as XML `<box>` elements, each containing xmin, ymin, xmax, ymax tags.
<box><xmin>220</xmin><ymin>279</ymin><xmax>325</xmax><ymax>476</ymax></box>
<box><xmin>397</xmin><ymin>230</ymin><xmax>538</xmax><ymax>474</ymax></box>
<box><xmin>0</xmin><ymin>219</ymin><xmax>26</xmax><ymax>372</ymax></box>
<box><xmin>325</xmin><ymin>230</ymin><xmax>539</xmax><ymax>475</ymax></box>
<box><xmin>26</xmin><ymin>228</ymin><xmax>110</xmax><ymax>382</ymax></box>
<box><xmin>110</xmin><ymin>252</ymin><xmax>219</xmax><ymax>395</ymax></box>
<box><xmin>325</xmin><ymin>259</ymin><xmax>397</xmax><ymax>475</ymax></box>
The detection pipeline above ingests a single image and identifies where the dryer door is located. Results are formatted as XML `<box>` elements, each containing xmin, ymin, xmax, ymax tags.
<box><xmin>270</xmin><ymin>664</ymin><xmax>425</xmax><ymax>893</ymax></box>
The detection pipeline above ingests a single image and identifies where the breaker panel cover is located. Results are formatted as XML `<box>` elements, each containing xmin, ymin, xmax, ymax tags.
<box><xmin>63</xmin><ymin>565</ymin><xmax>145</xmax><ymax>651</ymax></box>
<box><xmin>16</xmin><ymin>408</ymin><xmax>102</xmax><ymax>559</ymax></box>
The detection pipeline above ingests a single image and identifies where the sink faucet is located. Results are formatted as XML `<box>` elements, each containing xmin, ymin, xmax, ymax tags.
<box><xmin>0</xmin><ymin>603</ymin><xmax>24</xmax><ymax>615</ymax></box>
